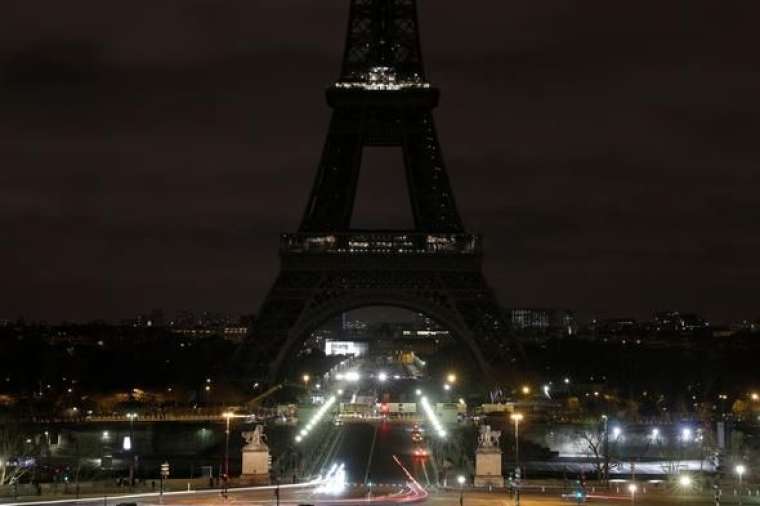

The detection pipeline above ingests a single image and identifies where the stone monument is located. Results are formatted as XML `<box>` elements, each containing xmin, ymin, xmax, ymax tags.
<box><xmin>474</xmin><ymin>424</ymin><xmax>504</xmax><ymax>487</ymax></box>
<box><xmin>241</xmin><ymin>425</ymin><xmax>270</xmax><ymax>484</ymax></box>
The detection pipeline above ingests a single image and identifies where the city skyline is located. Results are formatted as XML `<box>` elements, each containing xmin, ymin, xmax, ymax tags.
<box><xmin>3</xmin><ymin>1</ymin><xmax>759</xmax><ymax>322</ymax></box>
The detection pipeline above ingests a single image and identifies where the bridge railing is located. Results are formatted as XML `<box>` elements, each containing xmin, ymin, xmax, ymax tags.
<box><xmin>280</xmin><ymin>232</ymin><xmax>482</xmax><ymax>255</ymax></box>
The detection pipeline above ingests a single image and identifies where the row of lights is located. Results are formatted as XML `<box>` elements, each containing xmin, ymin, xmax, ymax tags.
<box><xmin>294</xmin><ymin>395</ymin><xmax>337</xmax><ymax>443</ymax></box>
<box><xmin>419</xmin><ymin>395</ymin><xmax>446</xmax><ymax>439</ymax></box>
<box><xmin>608</xmin><ymin>425</ymin><xmax>700</xmax><ymax>443</ymax></box>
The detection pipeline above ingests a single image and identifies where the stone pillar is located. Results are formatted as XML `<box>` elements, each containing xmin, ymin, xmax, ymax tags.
<box><xmin>474</xmin><ymin>448</ymin><xmax>504</xmax><ymax>487</ymax></box>
<box><xmin>241</xmin><ymin>426</ymin><xmax>270</xmax><ymax>485</ymax></box>
<box><xmin>241</xmin><ymin>448</ymin><xmax>270</xmax><ymax>484</ymax></box>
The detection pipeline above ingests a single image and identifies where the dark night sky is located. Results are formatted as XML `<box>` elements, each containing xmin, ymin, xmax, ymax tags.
<box><xmin>2</xmin><ymin>1</ymin><xmax>759</xmax><ymax>323</ymax></box>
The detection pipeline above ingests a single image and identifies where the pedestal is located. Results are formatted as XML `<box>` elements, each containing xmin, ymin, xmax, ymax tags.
<box><xmin>241</xmin><ymin>448</ymin><xmax>270</xmax><ymax>484</ymax></box>
<box><xmin>473</xmin><ymin>449</ymin><xmax>504</xmax><ymax>488</ymax></box>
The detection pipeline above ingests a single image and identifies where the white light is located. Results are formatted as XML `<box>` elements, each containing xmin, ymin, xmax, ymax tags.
<box><xmin>315</xmin><ymin>463</ymin><xmax>347</xmax><ymax>495</ymax></box>
<box><xmin>736</xmin><ymin>464</ymin><xmax>746</xmax><ymax>476</ymax></box>
<box><xmin>457</xmin><ymin>475</ymin><xmax>465</xmax><ymax>485</ymax></box>
<box><xmin>443</xmin><ymin>384</ymin><xmax>451</xmax><ymax>391</ymax></box>
<box><xmin>543</xmin><ymin>385</ymin><xmax>551</xmax><ymax>398</ymax></box>
<box><xmin>679</xmin><ymin>475</ymin><xmax>692</xmax><ymax>487</ymax></box>
<box><xmin>612</xmin><ymin>427</ymin><xmax>622</xmax><ymax>438</ymax></box>
<box><xmin>122</xmin><ymin>436</ymin><xmax>131</xmax><ymax>450</ymax></box>
<box><xmin>336</xmin><ymin>373</ymin><xmax>344</xmax><ymax>380</ymax></box>
<box><xmin>102</xmin><ymin>431</ymin><xmax>109</xmax><ymax>440</ymax></box>
<box><xmin>378</xmin><ymin>372</ymin><xmax>388</xmax><ymax>382</ymax></box>
<box><xmin>345</xmin><ymin>371</ymin><xmax>360</xmax><ymax>382</ymax></box>
<box><xmin>420</xmin><ymin>396</ymin><xmax>446</xmax><ymax>439</ymax></box>
<box><xmin>651</xmin><ymin>428</ymin><xmax>659</xmax><ymax>439</ymax></box>
<box><xmin>294</xmin><ymin>395</ymin><xmax>337</xmax><ymax>443</ymax></box>
<box><xmin>628</xmin><ymin>484</ymin><xmax>637</xmax><ymax>494</ymax></box>
<box><xmin>681</xmin><ymin>428</ymin><xmax>692</xmax><ymax>442</ymax></box>
<box><xmin>564</xmin><ymin>377</ymin><xmax>570</xmax><ymax>384</ymax></box>
<box><xmin>415</xmin><ymin>389</ymin><xmax>422</xmax><ymax>396</ymax></box>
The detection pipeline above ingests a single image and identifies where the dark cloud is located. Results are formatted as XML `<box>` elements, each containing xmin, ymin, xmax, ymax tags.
<box><xmin>2</xmin><ymin>1</ymin><xmax>759</xmax><ymax>322</ymax></box>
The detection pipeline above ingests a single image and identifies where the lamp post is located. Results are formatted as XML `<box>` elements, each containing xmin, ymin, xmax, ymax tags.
<box><xmin>736</xmin><ymin>465</ymin><xmax>746</xmax><ymax>506</ymax></box>
<box><xmin>601</xmin><ymin>415</ymin><xmax>609</xmax><ymax>485</ymax></box>
<box><xmin>628</xmin><ymin>483</ymin><xmax>637</xmax><ymax>504</ymax></box>
<box><xmin>223</xmin><ymin>412</ymin><xmax>234</xmax><ymax>480</ymax></box>
<box><xmin>457</xmin><ymin>475</ymin><xmax>465</xmax><ymax>506</ymax></box>
<box><xmin>510</xmin><ymin>413</ymin><xmax>524</xmax><ymax>472</ymax></box>
<box><xmin>510</xmin><ymin>413</ymin><xmax>524</xmax><ymax>506</ymax></box>
<box><xmin>126</xmin><ymin>412</ymin><xmax>137</xmax><ymax>488</ymax></box>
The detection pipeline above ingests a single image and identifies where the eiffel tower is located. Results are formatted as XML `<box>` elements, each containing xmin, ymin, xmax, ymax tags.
<box><xmin>247</xmin><ymin>0</ymin><xmax>517</xmax><ymax>380</ymax></box>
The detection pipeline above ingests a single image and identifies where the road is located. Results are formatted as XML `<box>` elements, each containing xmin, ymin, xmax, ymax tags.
<box><xmin>329</xmin><ymin>421</ymin><xmax>434</xmax><ymax>487</ymax></box>
<box><xmin>5</xmin><ymin>486</ymin><xmax>755</xmax><ymax>506</ymax></box>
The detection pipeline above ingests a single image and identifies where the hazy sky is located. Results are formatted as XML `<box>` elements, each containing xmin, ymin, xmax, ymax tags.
<box><xmin>2</xmin><ymin>1</ymin><xmax>759</xmax><ymax>323</ymax></box>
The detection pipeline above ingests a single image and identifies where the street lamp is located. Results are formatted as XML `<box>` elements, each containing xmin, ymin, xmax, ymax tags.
<box><xmin>601</xmin><ymin>415</ymin><xmax>609</xmax><ymax>484</ymax></box>
<box><xmin>510</xmin><ymin>413</ymin><xmax>524</xmax><ymax>476</ymax></box>
<box><xmin>678</xmin><ymin>474</ymin><xmax>692</xmax><ymax>489</ymax></box>
<box><xmin>521</xmin><ymin>386</ymin><xmax>530</xmax><ymax>396</ymax></box>
<box><xmin>628</xmin><ymin>483</ymin><xmax>637</xmax><ymax>503</ymax></box>
<box><xmin>736</xmin><ymin>464</ymin><xmax>747</xmax><ymax>506</ymax></box>
<box><xmin>126</xmin><ymin>412</ymin><xmax>137</xmax><ymax>488</ymax></box>
<box><xmin>223</xmin><ymin>412</ymin><xmax>234</xmax><ymax>480</ymax></box>
<box><xmin>378</xmin><ymin>372</ymin><xmax>388</xmax><ymax>382</ymax></box>
<box><xmin>457</xmin><ymin>475</ymin><xmax>465</xmax><ymax>506</ymax></box>
<box><xmin>447</xmin><ymin>373</ymin><xmax>457</xmax><ymax>384</ymax></box>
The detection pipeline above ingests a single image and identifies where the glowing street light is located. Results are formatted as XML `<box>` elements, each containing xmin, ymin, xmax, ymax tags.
<box><xmin>521</xmin><ymin>385</ymin><xmax>531</xmax><ymax>395</ymax></box>
<box><xmin>443</xmin><ymin>384</ymin><xmax>451</xmax><ymax>391</ymax></box>
<box><xmin>650</xmin><ymin>428</ymin><xmax>660</xmax><ymax>440</ymax></box>
<box><xmin>736</xmin><ymin>464</ymin><xmax>747</xmax><ymax>505</ymax></box>
<box><xmin>612</xmin><ymin>426</ymin><xmax>623</xmax><ymax>439</ymax></box>
<box><xmin>511</xmin><ymin>413</ymin><xmax>524</xmax><ymax>475</ymax></box>
<box><xmin>752</xmin><ymin>393</ymin><xmax>759</xmax><ymax>401</ymax></box>
<box><xmin>628</xmin><ymin>483</ymin><xmax>637</xmax><ymax>503</ymax></box>
<box><xmin>447</xmin><ymin>373</ymin><xmax>457</xmax><ymax>384</ymax></box>
<box><xmin>378</xmin><ymin>372</ymin><xmax>388</xmax><ymax>382</ymax></box>
<box><xmin>302</xmin><ymin>374</ymin><xmax>311</xmax><ymax>385</ymax></box>
<box><xmin>420</xmin><ymin>396</ymin><xmax>446</xmax><ymax>438</ymax></box>
<box><xmin>678</xmin><ymin>475</ymin><xmax>692</xmax><ymax>488</ymax></box>
<box><xmin>457</xmin><ymin>475</ymin><xmax>466</xmax><ymax>506</ymax></box>
<box><xmin>681</xmin><ymin>428</ymin><xmax>693</xmax><ymax>442</ymax></box>
<box><xmin>223</xmin><ymin>411</ymin><xmax>234</xmax><ymax>478</ymax></box>
<box><xmin>294</xmin><ymin>395</ymin><xmax>337</xmax><ymax>443</ymax></box>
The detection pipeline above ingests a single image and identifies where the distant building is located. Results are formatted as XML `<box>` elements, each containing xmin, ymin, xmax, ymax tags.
<box><xmin>654</xmin><ymin>311</ymin><xmax>710</xmax><ymax>335</ymax></box>
<box><xmin>324</xmin><ymin>339</ymin><xmax>369</xmax><ymax>357</ymax></box>
<box><xmin>509</xmin><ymin>308</ymin><xmax>577</xmax><ymax>339</ymax></box>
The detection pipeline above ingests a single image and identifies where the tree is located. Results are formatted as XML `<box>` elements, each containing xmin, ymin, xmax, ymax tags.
<box><xmin>573</xmin><ymin>420</ymin><xmax>618</xmax><ymax>482</ymax></box>
<box><xmin>0</xmin><ymin>423</ymin><xmax>32</xmax><ymax>486</ymax></box>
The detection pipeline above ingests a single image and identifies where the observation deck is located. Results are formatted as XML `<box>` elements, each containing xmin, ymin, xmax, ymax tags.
<box><xmin>280</xmin><ymin>232</ymin><xmax>482</xmax><ymax>256</ymax></box>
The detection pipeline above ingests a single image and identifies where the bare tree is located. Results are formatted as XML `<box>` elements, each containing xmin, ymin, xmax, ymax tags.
<box><xmin>573</xmin><ymin>421</ymin><xmax>618</xmax><ymax>482</ymax></box>
<box><xmin>0</xmin><ymin>424</ymin><xmax>29</xmax><ymax>486</ymax></box>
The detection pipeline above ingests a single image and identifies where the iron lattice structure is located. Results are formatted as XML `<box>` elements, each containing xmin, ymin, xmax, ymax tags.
<box><xmin>246</xmin><ymin>0</ymin><xmax>517</xmax><ymax>380</ymax></box>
